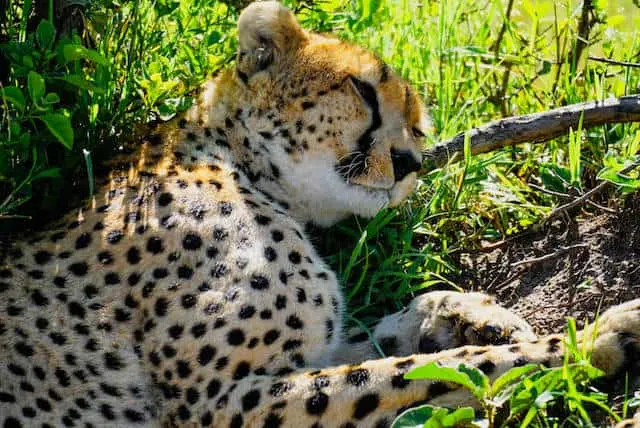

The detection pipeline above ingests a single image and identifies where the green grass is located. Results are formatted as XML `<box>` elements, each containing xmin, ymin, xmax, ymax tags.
<box><xmin>1</xmin><ymin>0</ymin><xmax>640</xmax><ymax>425</ymax></box>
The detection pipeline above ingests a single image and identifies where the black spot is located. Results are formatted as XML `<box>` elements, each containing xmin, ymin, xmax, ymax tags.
<box><xmin>255</xmin><ymin>214</ymin><xmax>272</xmax><ymax>225</ymax></box>
<box><xmin>68</xmin><ymin>262</ymin><xmax>88</xmax><ymax>276</ymax></box>
<box><xmin>68</xmin><ymin>301</ymin><xmax>86</xmax><ymax>319</ymax></box>
<box><xmin>124</xmin><ymin>408</ymin><xmax>145</xmax><ymax>422</ymax></box>
<box><xmin>286</xmin><ymin>315</ymin><xmax>304</xmax><ymax>329</ymax></box>
<box><xmin>126</xmin><ymin>247</ymin><xmax>141</xmax><ymax>264</ymax></box>
<box><xmin>15</xmin><ymin>341</ymin><xmax>34</xmax><ymax>357</ymax></box>
<box><xmin>239</xmin><ymin>305</ymin><xmax>256</xmax><ymax>319</ymax></box>
<box><xmin>36</xmin><ymin>397</ymin><xmax>52</xmax><ymax>411</ymax></box>
<box><xmin>201</xmin><ymin>411</ymin><xmax>213</xmax><ymax>426</ymax></box>
<box><xmin>279</xmin><ymin>270</ymin><xmax>289</xmax><ymax>284</ymax></box>
<box><xmin>419</xmin><ymin>335</ymin><xmax>442</xmax><ymax>354</ymax></box>
<box><xmin>31</xmin><ymin>290</ymin><xmax>49</xmax><ymax>306</ymax></box>
<box><xmin>49</xmin><ymin>332</ymin><xmax>67</xmax><ymax>345</ymax></box>
<box><xmin>114</xmin><ymin>308</ymin><xmax>131</xmax><ymax>322</ymax></box>
<box><xmin>250</xmin><ymin>274</ymin><xmax>270</xmax><ymax>290</ymax></box>
<box><xmin>269</xmin><ymin>381</ymin><xmax>291</xmax><ymax>397</ymax></box>
<box><xmin>100</xmin><ymin>382</ymin><xmax>121</xmax><ymax>397</ymax></box>
<box><xmin>183</xmin><ymin>233</ymin><xmax>202</xmax><ymax>250</ymax></box>
<box><xmin>147</xmin><ymin>237</ymin><xmax>164</xmax><ymax>254</ymax></box>
<box><xmin>306</xmin><ymin>392</ymin><xmax>329</xmax><ymax>415</ymax></box>
<box><xmin>296</xmin><ymin>288</ymin><xmax>307</xmax><ymax>303</ymax></box>
<box><xmin>219</xmin><ymin>201</ymin><xmax>233</xmax><ymax>216</ymax></box>
<box><xmin>227</xmin><ymin>329</ymin><xmax>246</xmax><ymax>346</ymax></box>
<box><xmin>230</xmin><ymin>414</ymin><xmax>243</xmax><ymax>428</ymax></box>
<box><xmin>282</xmin><ymin>339</ymin><xmax>302</xmax><ymax>351</ymax></box>
<box><xmin>152</xmin><ymin>268</ymin><xmax>168</xmax><ymax>279</ymax></box>
<box><xmin>547</xmin><ymin>337</ymin><xmax>562</xmax><ymax>353</ymax></box>
<box><xmin>34</xmin><ymin>250</ymin><xmax>53</xmax><ymax>265</ymax></box>
<box><xmin>264</xmin><ymin>246</ymin><xmax>278</xmax><ymax>261</ymax></box>
<box><xmin>260</xmin><ymin>309</ymin><xmax>273</xmax><ymax>319</ymax></box>
<box><xmin>36</xmin><ymin>317</ymin><xmax>49</xmax><ymax>329</ymax></box>
<box><xmin>176</xmin><ymin>360</ymin><xmax>192</xmax><ymax>378</ymax></box>
<box><xmin>168</xmin><ymin>324</ymin><xmax>184</xmax><ymax>339</ymax></box>
<box><xmin>158</xmin><ymin>192</ymin><xmax>173</xmax><ymax>206</ymax></box>
<box><xmin>191</xmin><ymin>323</ymin><xmax>207</xmax><ymax>338</ymax></box>
<box><xmin>353</xmin><ymin>393</ymin><xmax>380</xmax><ymax>419</ymax></box>
<box><xmin>478</xmin><ymin>360</ymin><xmax>496</xmax><ymax>375</ymax></box>
<box><xmin>207</xmin><ymin>378</ymin><xmax>221</xmax><ymax>398</ymax></box>
<box><xmin>161</xmin><ymin>345</ymin><xmax>176</xmax><ymax>359</ymax></box>
<box><xmin>0</xmin><ymin>392</ymin><xmax>16</xmax><ymax>403</ymax></box>
<box><xmin>301</xmin><ymin>101</ymin><xmax>315</xmax><ymax>110</ymax></box>
<box><xmin>428</xmin><ymin>381</ymin><xmax>453</xmax><ymax>397</ymax></box>
<box><xmin>275</xmin><ymin>295</ymin><xmax>287</xmax><ymax>310</ymax></box>
<box><xmin>104</xmin><ymin>352</ymin><xmax>124</xmax><ymax>370</ymax></box>
<box><xmin>104</xmin><ymin>272</ymin><xmax>120</xmax><ymax>285</ymax></box>
<box><xmin>346</xmin><ymin>368</ymin><xmax>370</xmax><ymax>387</ymax></box>
<box><xmin>75</xmin><ymin>233</ymin><xmax>92</xmax><ymax>250</ymax></box>
<box><xmin>181</xmin><ymin>294</ymin><xmax>197</xmax><ymax>309</ymax></box>
<box><xmin>261</xmin><ymin>327</ymin><xmax>282</xmax><ymax>347</ymax></box>
<box><xmin>233</xmin><ymin>361</ymin><xmax>251</xmax><ymax>380</ymax></box>
<box><xmin>215</xmin><ymin>356</ymin><xmax>229</xmax><ymax>371</ymax></box>
<box><xmin>155</xmin><ymin>297</ymin><xmax>169</xmax><ymax>316</ymax></box>
<box><xmin>288</xmin><ymin>251</ymin><xmax>301</xmax><ymax>264</ymax></box>
<box><xmin>101</xmin><ymin>403</ymin><xmax>116</xmax><ymax>420</ymax></box>
<box><xmin>264</xmin><ymin>413</ymin><xmax>283</xmax><ymax>428</ymax></box>
<box><xmin>212</xmin><ymin>226</ymin><xmax>228</xmax><ymax>241</ymax></box>
<box><xmin>391</xmin><ymin>373</ymin><xmax>410</xmax><ymax>389</ymax></box>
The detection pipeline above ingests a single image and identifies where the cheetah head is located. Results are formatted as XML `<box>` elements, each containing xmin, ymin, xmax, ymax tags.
<box><xmin>210</xmin><ymin>1</ymin><xmax>429</xmax><ymax>226</ymax></box>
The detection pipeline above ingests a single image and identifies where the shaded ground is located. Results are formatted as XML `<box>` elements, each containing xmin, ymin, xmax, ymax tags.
<box><xmin>459</xmin><ymin>194</ymin><xmax>640</xmax><ymax>335</ymax></box>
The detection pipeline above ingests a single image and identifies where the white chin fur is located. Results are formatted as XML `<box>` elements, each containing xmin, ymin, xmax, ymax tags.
<box><xmin>282</xmin><ymin>154</ymin><xmax>391</xmax><ymax>226</ymax></box>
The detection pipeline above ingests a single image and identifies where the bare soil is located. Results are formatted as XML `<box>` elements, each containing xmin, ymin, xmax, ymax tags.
<box><xmin>458</xmin><ymin>194</ymin><xmax>640</xmax><ymax>336</ymax></box>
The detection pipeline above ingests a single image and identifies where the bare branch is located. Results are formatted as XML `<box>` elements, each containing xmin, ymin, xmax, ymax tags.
<box><xmin>588</xmin><ymin>55</ymin><xmax>640</xmax><ymax>68</ymax></box>
<box><xmin>422</xmin><ymin>94</ymin><xmax>640</xmax><ymax>170</ymax></box>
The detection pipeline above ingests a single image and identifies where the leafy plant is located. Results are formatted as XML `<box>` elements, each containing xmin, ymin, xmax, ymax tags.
<box><xmin>392</xmin><ymin>318</ymin><xmax>622</xmax><ymax>427</ymax></box>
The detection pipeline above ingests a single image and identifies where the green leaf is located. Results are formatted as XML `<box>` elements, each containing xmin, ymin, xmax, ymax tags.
<box><xmin>458</xmin><ymin>364</ymin><xmax>488</xmax><ymax>394</ymax></box>
<box><xmin>31</xmin><ymin>167</ymin><xmax>62</xmax><ymax>181</ymax></box>
<box><xmin>440</xmin><ymin>407</ymin><xmax>476</xmax><ymax>427</ymax></box>
<box><xmin>392</xmin><ymin>404</ymin><xmax>438</xmax><ymax>428</ymax></box>
<box><xmin>40</xmin><ymin>113</ymin><xmax>74</xmax><ymax>149</ymax></box>
<box><xmin>27</xmin><ymin>71</ymin><xmax>45</xmax><ymax>102</ymax></box>
<box><xmin>1</xmin><ymin>86</ymin><xmax>26</xmax><ymax>112</ymax></box>
<box><xmin>405</xmin><ymin>363</ymin><xmax>484</xmax><ymax>398</ymax></box>
<box><xmin>63</xmin><ymin>44</ymin><xmax>108</xmax><ymax>65</ymax></box>
<box><xmin>59</xmin><ymin>75</ymin><xmax>105</xmax><ymax>94</ymax></box>
<box><xmin>22</xmin><ymin>55</ymin><xmax>34</xmax><ymax>69</ymax></box>
<box><xmin>36</xmin><ymin>20</ymin><xmax>56</xmax><ymax>49</ymax></box>
<box><xmin>43</xmin><ymin>93</ymin><xmax>60</xmax><ymax>105</ymax></box>
<box><xmin>491</xmin><ymin>364</ymin><xmax>538</xmax><ymax>396</ymax></box>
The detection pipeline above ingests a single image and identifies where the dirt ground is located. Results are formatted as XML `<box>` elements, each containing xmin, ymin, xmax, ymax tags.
<box><xmin>458</xmin><ymin>194</ymin><xmax>640</xmax><ymax>336</ymax></box>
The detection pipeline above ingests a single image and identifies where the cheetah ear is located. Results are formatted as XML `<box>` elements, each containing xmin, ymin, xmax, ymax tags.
<box><xmin>236</xmin><ymin>1</ymin><xmax>307</xmax><ymax>83</ymax></box>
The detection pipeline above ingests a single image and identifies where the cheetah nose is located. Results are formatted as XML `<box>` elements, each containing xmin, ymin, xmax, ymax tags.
<box><xmin>391</xmin><ymin>149</ymin><xmax>422</xmax><ymax>182</ymax></box>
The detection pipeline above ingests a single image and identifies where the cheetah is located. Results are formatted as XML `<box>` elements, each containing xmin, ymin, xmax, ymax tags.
<box><xmin>1</xmin><ymin>2</ymin><xmax>639</xmax><ymax>427</ymax></box>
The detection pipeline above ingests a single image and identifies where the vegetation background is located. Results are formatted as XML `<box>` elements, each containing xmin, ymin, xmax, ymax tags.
<box><xmin>1</xmin><ymin>0</ymin><xmax>640</xmax><ymax>426</ymax></box>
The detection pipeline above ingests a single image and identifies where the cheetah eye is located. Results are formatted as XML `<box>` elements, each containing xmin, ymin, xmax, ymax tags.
<box><xmin>411</xmin><ymin>127</ymin><xmax>425</xmax><ymax>138</ymax></box>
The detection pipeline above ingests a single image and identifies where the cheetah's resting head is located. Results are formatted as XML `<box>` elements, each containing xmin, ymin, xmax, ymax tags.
<box><xmin>187</xmin><ymin>1</ymin><xmax>428</xmax><ymax>226</ymax></box>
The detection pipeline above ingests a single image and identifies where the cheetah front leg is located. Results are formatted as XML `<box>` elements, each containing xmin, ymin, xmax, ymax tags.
<box><xmin>201</xmin><ymin>299</ymin><xmax>640</xmax><ymax>428</ymax></box>
<box><xmin>335</xmin><ymin>291</ymin><xmax>537</xmax><ymax>364</ymax></box>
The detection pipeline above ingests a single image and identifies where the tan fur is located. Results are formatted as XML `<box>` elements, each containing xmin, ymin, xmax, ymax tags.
<box><xmin>0</xmin><ymin>2</ymin><xmax>638</xmax><ymax>427</ymax></box>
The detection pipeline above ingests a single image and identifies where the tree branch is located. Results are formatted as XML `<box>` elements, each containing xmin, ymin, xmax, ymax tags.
<box><xmin>422</xmin><ymin>94</ymin><xmax>640</xmax><ymax>170</ymax></box>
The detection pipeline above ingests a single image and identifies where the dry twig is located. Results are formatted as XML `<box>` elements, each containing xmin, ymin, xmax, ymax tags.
<box><xmin>588</xmin><ymin>55</ymin><xmax>640</xmax><ymax>68</ymax></box>
<box><xmin>422</xmin><ymin>94</ymin><xmax>640</xmax><ymax>170</ymax></box>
